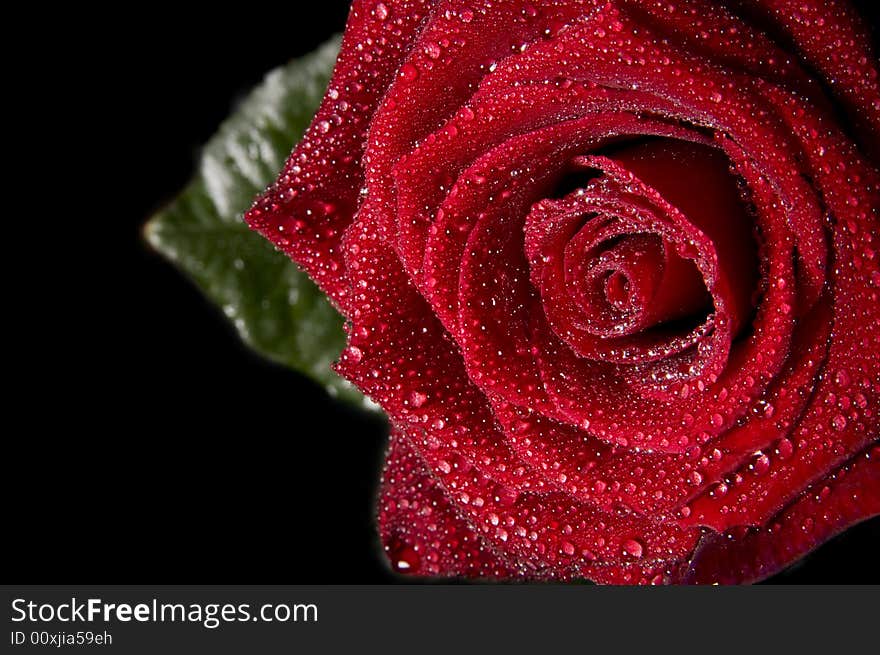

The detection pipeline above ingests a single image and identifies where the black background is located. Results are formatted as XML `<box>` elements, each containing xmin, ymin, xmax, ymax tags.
<box><xmin>9</xmin><ymin>1</ymin><xmax>878</xmax><ymax>584</ymax></box>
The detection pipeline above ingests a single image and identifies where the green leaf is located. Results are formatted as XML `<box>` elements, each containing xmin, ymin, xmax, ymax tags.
<box><xmin>145</xmin><ymin>36</ymin><xmax>372</xmax><ymax>409</ymax></box>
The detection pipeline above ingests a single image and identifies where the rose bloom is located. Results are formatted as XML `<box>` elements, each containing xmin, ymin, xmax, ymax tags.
<box><xmin>247</xmin><ymin>0</ymin><xmax>879</xmax><ymax>583</ymax></box>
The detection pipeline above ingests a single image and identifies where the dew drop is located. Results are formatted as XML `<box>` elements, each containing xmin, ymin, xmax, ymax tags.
<box><xmin>775</xmin><ymin>438</ymin><xmax>794</xmax><ymax>459</ymax></box>
<box><xmin>712</xmin><ymin>482</ymin><xmax>729</xmax><ymax>497</ymax></box>
<box><xmin>622</xmin><ymin>538</ymin><xmax>644</xmax><ymax>558</ymax></box>
<box><xmin>495</xmin><ymin>485</ymin><xmax>520</xmax><ymax>507</ymax></box>
<box><xmin>751</xmin><ymin>452</ymin><xmax>770</xmax><ymax>475</ymax></box>
<box><xmin>401</xmin><ymin>62</ymin><xmax>419</xmax><ymax>82</ymax></box>
<box><xmin>389</xmin><ymin>541</ymin><xmax>420</xmax><ymax>573</ymax></box>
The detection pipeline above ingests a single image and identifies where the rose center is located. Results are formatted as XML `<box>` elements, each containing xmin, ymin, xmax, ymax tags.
<box><xmin>600</xmin><ymin>138</ymin><xmax>759</xmax><ymax>339</ymax></box>
<box><xmin>604</xmin><ymin>270</ymin><xmax>631</xmax><ymax>309</ymax></box>
<box><xmin>526</xmin><ymin>136</ymin><xmax>760</xmax><ymax>369</ymax></box>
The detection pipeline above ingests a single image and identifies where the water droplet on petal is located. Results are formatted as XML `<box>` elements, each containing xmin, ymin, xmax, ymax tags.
<box><xmin>389</xmin><ymin>541</ymin><xmax>420</xmax><ymax>573</ymax></box>
<box><xmin>622</xmin><ymin>538</ymin><xmax>644</xmax><ymax>558</ymax></box>
<box><xmin>775</xmin><ymin>438</ymin><xmax>794</xmax><ymax>459</ymax></box>
<box><xmin>401</xmin><ymin>62</ymin><xmax>419</xmax><ymax>81</ymax></box>
<box><xmin>495</xmin><ymin>485</ymin><xmax>520</xmax><ymax>507</ymax></box>
<box><xmin>751</xmin><ymin>452</ymin><xmax>770</xmax><ymax>475</ymax></box>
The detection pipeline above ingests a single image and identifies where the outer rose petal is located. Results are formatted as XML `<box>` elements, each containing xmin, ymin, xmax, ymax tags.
<box><xmin>379</xmin><ymin>429</ymin><xmax>520</xmax><ymax>578</ymax></box>
<box><xmin>745</xmin><ymin>0</ymin><xmax>880</xmax><ymax>156</ymax></box>
<box><xmin>246</xmin><ymin>0</ymin><xmax>432</xmax><ymax>308</ymax></box>
<box><xmin>684</xmin><ymin>445</ymin><xmax>880</xmax><ymax>584</ymax></box>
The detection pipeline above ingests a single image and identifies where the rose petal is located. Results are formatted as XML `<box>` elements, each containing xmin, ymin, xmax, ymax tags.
<box><xmin>246</xmin><ymin>0</ymin><xmax>432</xmax><ymax>308</ymax></box>
<box><xmin>683</xmin><ymin>444</ymin><xmax>880</xmax><ymax>584</ymax></box>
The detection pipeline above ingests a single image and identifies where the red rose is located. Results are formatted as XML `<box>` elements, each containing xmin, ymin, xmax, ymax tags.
<box><xmin>247</xmin><ymin>0</ymin><xmax>880</xmax><ymax>583</ymax></box>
